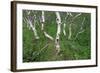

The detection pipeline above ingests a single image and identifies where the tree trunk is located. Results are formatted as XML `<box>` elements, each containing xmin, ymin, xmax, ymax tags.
<box><xmin>26</xmin><ymin>11</ymin><xmax>39</xmax><ymax>39</ymax></box>
<box><xmin>41</xmin><ymin>11</ymin><xmax>54</xmax><ymax>41</ymax></box>
<box><xmin>41</xmin><ymin>11</ymin><xmax>45</xmax><ymax>30</ymax></box>
<box><xmin>55</xmin><ymin>12</ymin><xmax>61</xmax><ymax>54</ymax></box>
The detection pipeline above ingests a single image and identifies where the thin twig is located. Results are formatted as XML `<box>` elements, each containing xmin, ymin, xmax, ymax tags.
<box><xmin>32</xmin><ymin>43</ymin><xmax>49</xmax><ymax>58</ymax></box>
<box><xmin>74</xmin><ymin>17</ymin><xmax>86</xmax><ymax>40</ymax></box>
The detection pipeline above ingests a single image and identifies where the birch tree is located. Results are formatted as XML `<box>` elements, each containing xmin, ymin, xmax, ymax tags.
<box><xmin>74</xmin><ymin>17</ymin><xmax>86</xmax><ymax>40</ymax></box>
<box><xmin>62</xmin><ymin>12</ymin><xmax>69</xmax><ymax>36</ymax></box>
<box><xmin>25</xmin><ymin>11</ymin><xmax>39</xmax><ymax>39</ymax></box>
<box><xmin>67</xmin><ymin>13</ymin><xmax>82</xmax><ymax>40</ymax></box>
<box><xmin>41</xmin><ymin>11</ymin><xmax>54</xmax><ymax>41</ymax></box>
<box><xmin>23</xmin><ymin>10</ymin><xmax>89</xmax><ymax>61</ymax></box>
<box><xmin>55</xmin><ymin>12</ymin><xmax>62</xmax><ymax>54</ymax></box>
<box><xmin>41</xmin><ymin>11</ymin><xmax>45</xmax><ymax>31</ymax></box>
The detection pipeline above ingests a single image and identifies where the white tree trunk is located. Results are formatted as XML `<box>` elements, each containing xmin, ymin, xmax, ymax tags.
<box><xmin>28</xmin><ymin>19</ymin><xmax>39</xmax><ymax>39</ymax></box>
<box><xmin>68</xmin><ymin>23</ymin><xmax>72</xmax><ymax>40</ymax></box>
<box><xmin>41</xmin><ymin>11</ymin><xmax>45</xmax><ymax>30</ymax></box>
<box><xmin>55</xmin><ymin>12</ymin><xmax>61</xmax><ymax>53</ymax></box>
<box><xmin>62</xmin><ymin>12</ymin><xmax>69</xmax><ymax>36</ymax></box>
<box><xmin>41</xmin><ymin>11</ymin><xmax>54</xmax><ymax>41</ymax></box>
<box><xmin>63</xmin><ymin>23</ymin><xmax>66</xmax><ymax>36</ymax></box>
<box><xmin>25</xmin><ymin>11</ymin><xmax>39</xmax><ymax>39</ymax></box>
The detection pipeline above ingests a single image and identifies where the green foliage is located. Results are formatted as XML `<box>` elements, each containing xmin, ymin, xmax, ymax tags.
<box><xmin>23</xmin><ymin>10</ymin><xmax>91</xmax><ymax>62</ymax></box>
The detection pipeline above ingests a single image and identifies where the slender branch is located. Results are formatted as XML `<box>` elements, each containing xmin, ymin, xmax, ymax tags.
<box><xmin>67</xmin><ymin>13</ymin><xmax>82</xmax><ymax>40</ymax></box>
<box><xmin>74</xmin><ymin>17</ymin><xmax>86</xmax><ymax>40</ymax></box>
<box><xmin>81</xmin><ymin>17</ymin><xmax>86</xmax><ymax>30</ymax></box>
<box><xmin>24</xmin><ymin>17</ymin><xmax>31</xmax><ymax>30</ymax></box>
<box><xmin>73</xmin><ymin>13</ymin><xmax>81</xmax><ymax>20</ymax></box>
<box><xmin>67</xmin><ymin>12</ymin><xmax>73</xmax><ymax>17</ymax></box>
<box><xmin>32</xmin><ymin>43</ymin><xmax>49</xmax><ymax>58</ymax></box>
<box><xmin>44</xmin><ymin>31</ymin><xmax>54</xmax><ymax>41</ymax></box>
<box><xmin>67</xmin><ymin>13</ymin><xmax>82</xmax><ymax>25</ymax></box>
<box><xmin>68</xmin><ymin>23</ymin><xmax>72</xmax><ymax>40</ymax></box>
<box><xmin>63</xmin><ymin>23</ymin><xmax>66</xmax><ymax>36</ymax></box>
